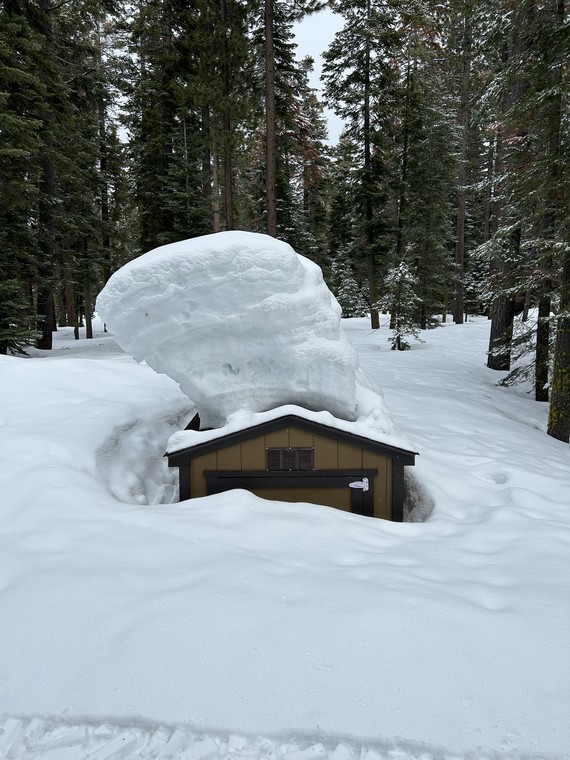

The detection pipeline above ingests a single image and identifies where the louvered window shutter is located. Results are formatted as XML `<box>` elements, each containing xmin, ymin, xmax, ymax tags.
<box><xmin>266</xmin><ymin>447</ymin><xmax>314</xmax><ymax>471</ymax></box>
<box><xmin>282</xmin><ymin>448</ymin><xmax>297</xmax><ymax>470</ymax></box>
<box><xmin>298</xmin><ymin>448</ymin><xmax>314</xmax><ymax>471</ymax></box>
<box><xmin>266</xmin><ymin>448</ymin><xmax>282</xmax><ymax>470</ymax></box>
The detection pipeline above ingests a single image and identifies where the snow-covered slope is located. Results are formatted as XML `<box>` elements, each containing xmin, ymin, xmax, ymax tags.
<box><xmin>1</xmin><ymin>317</ymin><xmax>569</xmax><ymax>759</ymax></box>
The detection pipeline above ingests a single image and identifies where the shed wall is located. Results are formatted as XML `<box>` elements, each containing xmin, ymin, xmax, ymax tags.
<box><xmin>188</xmin><ymin>425</ymin><xmax>393</xmax><ymax>519</ymax></box>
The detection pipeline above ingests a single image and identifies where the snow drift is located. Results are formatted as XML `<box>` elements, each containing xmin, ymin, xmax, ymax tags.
<box><xmin>1</xmin><ymin>318</ymin><xmax>569</xmax><ymax>756</ymax></box>
<box><xmin>96</xmin><ymin>231</ymin><xmax>360</xmax><ymax>428</ymax></box>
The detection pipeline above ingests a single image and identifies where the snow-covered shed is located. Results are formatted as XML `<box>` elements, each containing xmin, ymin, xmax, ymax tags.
<box><xmin>166</xmin><ymin>408</ymin><xmax>417</xmax><ymax>521</ymax></box>
<box><xmin>96</xmin><ymin>229</ymin><xmax>419</xmax><ymax>519</ymax></box>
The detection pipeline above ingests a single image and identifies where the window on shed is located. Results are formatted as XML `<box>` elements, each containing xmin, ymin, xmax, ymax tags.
<box><xmin>266</xmin><ymin>447</ymin><xmax>314</xmax><ymax>471</ymax></box>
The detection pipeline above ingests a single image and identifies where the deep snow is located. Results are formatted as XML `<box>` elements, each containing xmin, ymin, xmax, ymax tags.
<box><xmin>96</xmin><ymin>232</ymin><xmax>362</xmax><ymax>429</ymax></box>
<box><xmin>0</xmin><ymin>316</ymin><xmax>569</xmax><ymax>759</ymax></box>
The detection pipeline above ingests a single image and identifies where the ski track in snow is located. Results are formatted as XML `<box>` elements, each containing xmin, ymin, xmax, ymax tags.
<box><xmin>0</xmin><ymin>717</ymin><xmax>561</xmax><ymax>760</ymax></box>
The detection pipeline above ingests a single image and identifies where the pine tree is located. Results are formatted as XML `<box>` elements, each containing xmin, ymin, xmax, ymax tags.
<box><xmin>242</xmin><ymin>1</ymin><xmax>328</xmax><ymax>248</ymax></box>
<box><xmin>480</xmin><ymin>0</ymin><xmax>569</xmax><ymax>420</ymax></box>
<box><xmin>323</xmin><ymin>0</ymin><xmax>401</xmax><ymax>330</ymax></box>
<box><xmin>378</xmin><ymin>261</ymin><xmax>423</xmax><ymax>351</ymax></box>
<box><xmin>392</xmin><ymin>1</ymin><xmax>456</xmax><ymax>330</ymax></box>
<box><xmin>542</xmin><ymin>0</ymin><xmax>570</xmax><ymax>438</ymax></box>
<box><xmin>329</xmin><ymin>254</ymin><xmax>369</xmax><ymax>317</ymax></box>
<box><xmin>481</xmin><ymin>0</ymin><xmax>534</xmax><ymax>372</ymax></box>
<box><xmin>194</xmin><ymin>0</ymin><xmax>254</xmax><ymax>231</ymax></box>
<box><xmin>265</xmin><ymin>54</ymin><xmax>330</xmax><ymax>262</ymax></box>
<box><xmin>449</xmin><ymin>0</ymin><xmax>474</xmax><ymax>324</ymax></box>
<box><xmin>256</xmin><ymin>0</ymin><xmax>322</xmax><ymax>237</ymax></box>
<box><xmin>0</xmin><ymin>1</ymin><xmax>42</xmax><ymax>352</ymax></box>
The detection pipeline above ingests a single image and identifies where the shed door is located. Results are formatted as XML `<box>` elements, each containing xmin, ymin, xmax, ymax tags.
<box><xmin>204</xmin><ymin>470</ymin><xmax>377</xmax><ymax>517</ymax></box>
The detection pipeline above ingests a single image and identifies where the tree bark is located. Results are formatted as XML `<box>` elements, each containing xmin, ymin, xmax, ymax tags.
<box><xmin>486</xmin><ymin>31</ymin><xmax>522</xmax><ymax>369</ymax></box>
<box><xmin>220</xmin><ymin>0</ymin><xmax>234</xmax><ymax>229</ymax></box>
<box><xmin>211</xmin><ymin>149</ymin><xmax>221</xmax><ymax>232</ymax></box>
<box><xmin>548</xmin><ymin>255</ymin><xmax>570</xmax><ymax>441</ymax></box>
<box><xmin>452</xmin><ymin>4</ymin><xmax>472</xmax><ymax>324</ymax></box>
<box><xmin>84</xmin><ymin>275</ymin><xmax>93</xmax><ymax>340</ymax></box>
<box><xmin>159</xmin><ymin>0</ymin><xmax>175</xmax><ymax>237</ymax></box>
<box><xmin>201</xmin><ymin>105</ymin><xmax>214</xmax><ymax>227</ymax></box>
<box><xmin>395</xmin><ymin>55</ymin><xmax>411</xmax><ymax>266</ymax></box>
<box><xmin>487</xmin><ymin>293</ymin><xmax>516</xmax><ymax>370</ymax></box>
<box><xmin>265</xmin><ymin>0</ymin><xmax>277</xmax><ymax>237</ymax></box>
<box><xmin>391</xmin><ymin>55</ymin><xmax>411</xmax><ymax>332</ymax></box>
<box><xmin>35</xmin><ymin>0</ymin><xmax>57</xmax><ymax>350</ymax></box>
<box><xmin>64</xmin><ymin>268</ymin><xmax>77</xmax><ymax>340</ymax></box>
<box><xmin>546</xmin><ymin>0</ymin><xmax>568</xmax><ymax>439</ymax></box>
<box><xmin>100</xmin><ymin>113</ymin><xmax>111</xmax><ymax>284</ymax></box>
<box><xmin>363</xmin><ymin>0</ymin><xmax>379</xmax><ymax>330</ymax></box>
<box><xmin>535</xmin><ymin>295</ymin><xmax>551</xmax><ymax>401</ymax></box>
<box><xmin>482</xmin><ymin>139</ymin><xmax>495</xmax><ymax>246</ymax></box>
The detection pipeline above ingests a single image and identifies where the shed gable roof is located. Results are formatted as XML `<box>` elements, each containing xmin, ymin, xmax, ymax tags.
<box><xmin>167</xmin><ymin>413</ymin><xmax>417</xmax><ymax>467</ymax></box>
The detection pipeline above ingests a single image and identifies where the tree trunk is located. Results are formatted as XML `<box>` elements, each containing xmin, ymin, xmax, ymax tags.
<box><xmin>97</xmin><ymin>26</ymin><xmax>112</xmax><ymax>285</ymax></box>
<box><xmin>486</xmin><ymin>35</ymin><xmax>520</xmax><ymax>369</ymax></box>
<box><xmin>36</xmin><ymin>156</ymin><xmax>57</xmax><ymax>347</ymax></box>
<box><xmin>64</xmin><ymin>268</ymin><xmax>77</xmax><ymax>340</ymax></box>
<box><xmin>391</xmin><ymin>55</ymin><xmax>411</xmax><ymax>332</ymax></box>
<box><xmin>201</xmin><ymin>105</ymin><xmax>213</xmax><ymax>227</ymax></box>
<box><xmin>545</xmin><ymin>0</ymin><xmax>567</xmax><ymax>438</ymax></box>
<box><xmin>100</xmin><ymin>113</ymin><xmax>111</xmax><ymax>284</ymax></box>
<box><xmin>482</xmin><ymin>139</ymin><xmax>495</xmax><ymax>245</ymax></box>
<box><xmin>452</xmin><ymin>4</ymin><xmax>472</xmax><ymax>325</ymax></box>
<box><xmin>363</xmin><ymin>0</ymin><xmax>379</xmax><ymax>330</ymax></box>
<box><xmin>522</xmin><ymin>290</ymin><xmax>531</xmax><ymax>321</ymax></box>
<box><xmin>548</xmin><ymin>255</ymin><xmax>570</xmax><ymax>441</ymax></box>
<box><xmin>265</xmin><ymin>0</ymin><xmax>277</xmax><ymax>237</ymax></box>
<box><xmin>220</xmin><ymin>0</ymin><xmax>234</xmax><ymax>230</ymax></box>
<box><xmin>159</xmin><ymin>0</ymin><xmax>174</xmax><ymax>236</ymax></box>
<box><xmin>35</xmin><ymin>0</ymin><xmax>57</xmax><ymax>350</ymax></box>
<box><xmin>535</xmin><ymin>295</ymin><xmax>550</xmax><ymax>402</ymax></box>
<box><xmin>488</xmin><ymin>226</ymin><xmax>520</xmax><ymax>370</ymax></box>
<box><xmin>211</xmin><ymin>149</ymin><xmax>221</xmax><ymax>232</ymax></box>
<box><xmin>487</xmin><ymin>294</ymin><xmax>516</xmax><ymax>370</ymax></box>
<box><xmin>395</xmin><ymin>56</ymin><xmax>411</xmax><ymax>265</ymax></box>
<box><xmin>84</xmin><ymin>275</ymin><xmax>93</xmax><ymax>340</ymax></box>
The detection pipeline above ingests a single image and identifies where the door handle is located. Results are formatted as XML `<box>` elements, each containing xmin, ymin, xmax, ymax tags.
<box><xmin>349</xmin><ymin>477</ymin><xmax>369</xmax><ymax>492</ymax></box>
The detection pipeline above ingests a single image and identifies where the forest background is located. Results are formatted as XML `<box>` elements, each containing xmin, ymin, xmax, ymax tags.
<box><xmin>0</xmin><ymin>0</ymin><xmax>569</xmax><ymax>441</ymax></box>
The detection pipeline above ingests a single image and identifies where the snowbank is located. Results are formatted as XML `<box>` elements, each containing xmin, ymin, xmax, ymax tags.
<box><xmin>167</xmin><ymin>392</ymin><xmax>411</xmax><ymax>457</ymax></box>
<box><xmin>1</xmin><ymin>318</ymin><xmax>569</xmax><ymax>757</ymax></box>
<box><xmin>0</xmin><ymin>716</ymin><xmax>549</xmax><ymax>760</ymax></box>
<box><xmin>96</xmin><ymin>232</ymin><xmax>360</xmax><ymax>429</ymax></box>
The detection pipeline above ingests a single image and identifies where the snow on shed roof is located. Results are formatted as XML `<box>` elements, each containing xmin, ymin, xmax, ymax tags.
<box><xmin>167</xmin><ymin>390</ymin><xmax>417</xmax><ymax>460</ymax></box>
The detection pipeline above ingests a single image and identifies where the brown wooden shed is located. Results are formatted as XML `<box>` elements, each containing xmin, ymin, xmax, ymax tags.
<box><xmin>166</xmin><ymin>412</ymin><xmax>417</xmax><ymax>521</ymax></box>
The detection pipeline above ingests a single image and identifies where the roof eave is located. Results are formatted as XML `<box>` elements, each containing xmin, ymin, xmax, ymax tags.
<box><xmin>166</xmin><ymin>413</ymin><xmax>417</xmax><ymax>467</ymax></box>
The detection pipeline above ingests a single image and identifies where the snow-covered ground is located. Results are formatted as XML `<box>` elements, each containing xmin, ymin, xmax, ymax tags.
<box><xmin>1</xmin><ymin>316</ymin><xmax>569</xmax><ymax>759</ymax></box>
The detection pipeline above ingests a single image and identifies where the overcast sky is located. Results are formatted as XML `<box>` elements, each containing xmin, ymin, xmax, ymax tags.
<box><xmin>293</xmin><ymin>9</ymin><xmax>345</xmax><ymax>144</ymax></box>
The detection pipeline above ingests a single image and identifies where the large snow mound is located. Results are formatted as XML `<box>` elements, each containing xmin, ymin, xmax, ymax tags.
<box><xmin>96</xmin><ymin>231</ymin><xmax>360</xmax><ymax>429</ymax></box>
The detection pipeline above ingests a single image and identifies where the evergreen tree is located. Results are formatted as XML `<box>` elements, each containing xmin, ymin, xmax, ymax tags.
<box><xmin>392</xmin><ymin>1</ymin><xmax>456</xmax><ymax>330</ymax></box>
<box><xmin>481</xmin><ymin>0</ymin><xmax>534</xmax><ymax>372</ymax></box>
<box><xmin>378</xmin><ymin>261</ymin><xmax>423</xmax><ymax>351</ymax></box>
<box><xmin>480</xmin><ymin>0</ymin><xmax>569</xmax><ymax>421</ymax></box>
<box><xmin>0</xmin><ymin>1</ymin><xmax>42</xmax><ymax>352</ymax></box>
<box><xmin>256</xmin><ymin>0</ymin><xmax>322</xmax><ymax>237</ymax></box>
<box><xmin>329</xmin><ymin>253</ymin><xmax>369</xmax><ymax>317</ymax></box>
<box><xmin>327</xmin><ymin>133</ymin><xmax>361</xmax><ymax>258</ymax></box>
<box><xmin>323</xmin><ymin>0</ymin><xmax>401</xmax><ymax>330</ymax></box>
<box><xmin>242</xmin><ymin>2</ymin><xmax>328</xmax><ymax>253</ymax></box>
<box><xmin>449</xmin><ymin>0</ymin><xmax>474</xmax><ymax>324</ymax></box>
